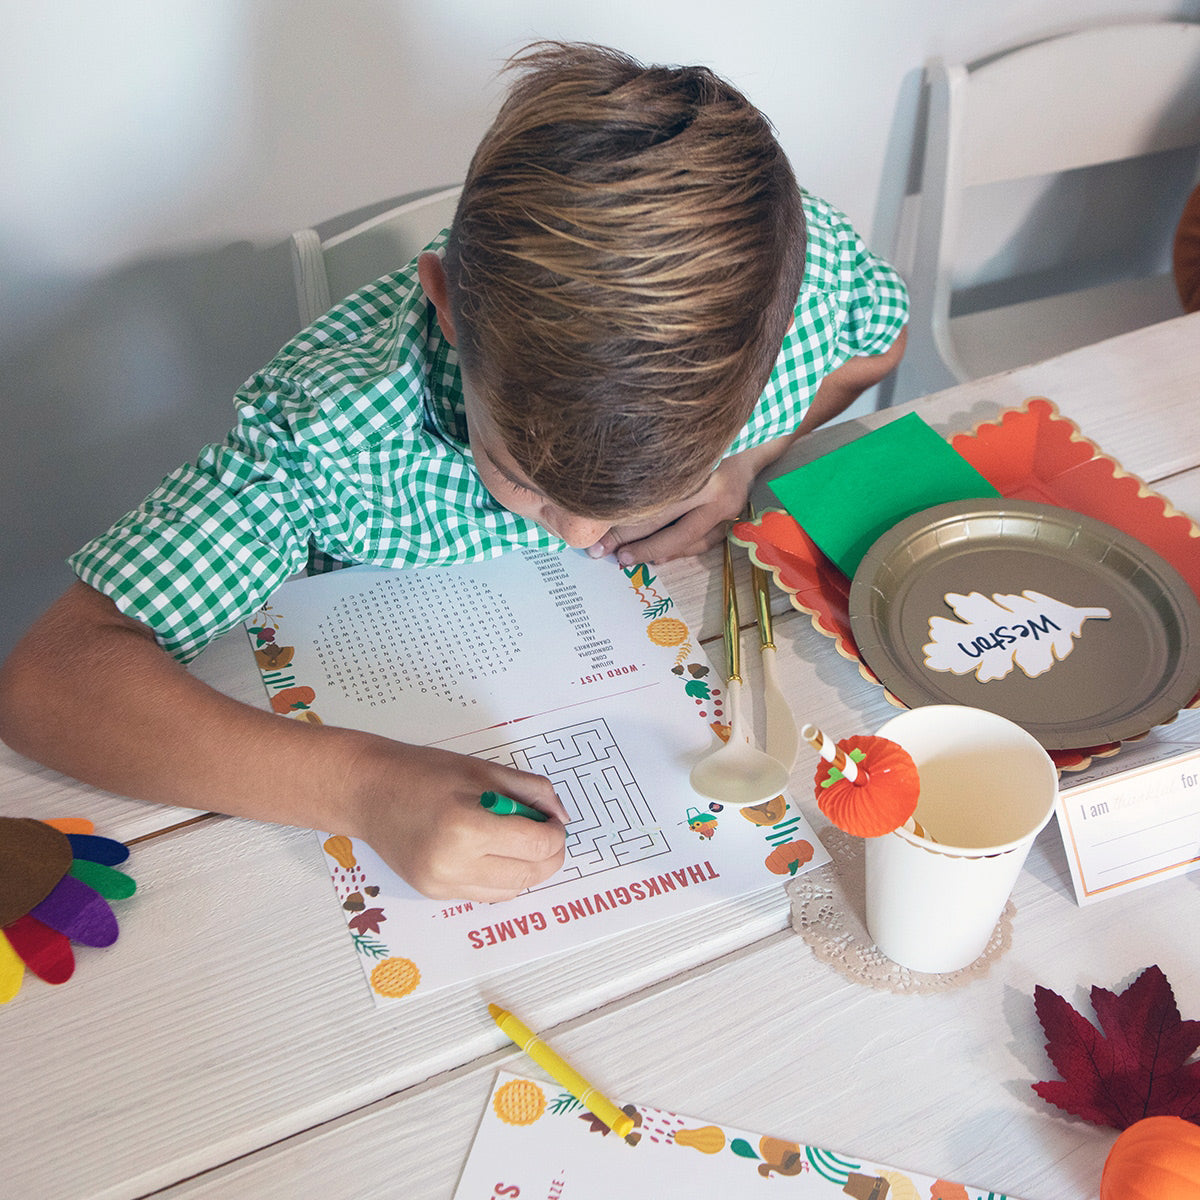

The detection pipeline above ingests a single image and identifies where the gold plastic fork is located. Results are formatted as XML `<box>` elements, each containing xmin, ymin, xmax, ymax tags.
<box><xmin>749</xmin><ymin>507</ymin><xmax>799</xmax><ymax>771</ymax></box>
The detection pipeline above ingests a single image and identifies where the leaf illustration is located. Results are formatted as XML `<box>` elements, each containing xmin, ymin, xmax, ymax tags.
<box><xmin>348</xmin><ymin>907</ymin><xmax>386</xmax><ymax>935</ymax></box>
<box><xmin>550</xmin><ymin>1091</ymin><xmax>583</xmax><ymax>1116</ymax></box>
<box><xmin>1031</xmin><ymin>965</ymin><xmax>1200</xmax><ymax>1129</ymax></box>
<box><xmin>924</xmin><ymin>589</ymin><xmax>1111</xmax><ymax>682</ymax></box>
<box><xmin>579</xmin><ymin>1111</ymin><xmax>614</xmax><ymax>1135</ymax></box>
<box><xmin>351</xmin><ymin>933</ymin><xmax>389</xmax><ymax>959</ymax></box>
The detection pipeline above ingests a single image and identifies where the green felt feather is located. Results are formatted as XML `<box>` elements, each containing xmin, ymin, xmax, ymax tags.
<box><xmin>68</xmin><ymin>858</ymin><xmax>137</xmax><ymax>900</ymax></box>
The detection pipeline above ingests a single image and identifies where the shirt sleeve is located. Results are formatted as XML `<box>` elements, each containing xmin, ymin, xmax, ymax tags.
<box><xmin>724</xmin><ymin>194</ymin><xmax>908</xmax><ymax>457</ymax></box>
<box><xmin>69</xmin><ymin>375</ymin><xmax>323</xmax><ymax>663</ymax></box>
<box><xmin>835</xmin><ymin>226</ymin><xmax>910</xmax><ymax>359</ymax></box>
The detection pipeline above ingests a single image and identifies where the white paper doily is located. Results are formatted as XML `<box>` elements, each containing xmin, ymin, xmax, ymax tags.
<box><xmin>786</xmin><ymin>825</ymin><xmax>1014</xmax><ymax>994</ymax></box>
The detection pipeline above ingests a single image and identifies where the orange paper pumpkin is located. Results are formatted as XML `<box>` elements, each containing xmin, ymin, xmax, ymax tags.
<box><xmin>1100</xmin><ymin>1116</ymin><xmax>1200</xmax><ymax>1200</ymax></box>
<box><xmin>813</xmin><ymin>735</ymin><xmax>920</xmax><ymax>837</ymax></box>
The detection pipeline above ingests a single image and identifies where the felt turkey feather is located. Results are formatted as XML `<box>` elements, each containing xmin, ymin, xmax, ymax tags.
<box><xmin>0</xmin><ymin>816</ymin><xmax>136</xmax><ymax>1002</ymax></box>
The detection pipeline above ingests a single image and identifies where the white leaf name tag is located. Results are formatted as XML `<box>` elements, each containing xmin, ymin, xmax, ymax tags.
<box><xmin>923</xmin><ymin>589</ymin><xmax>1111</xmax><ymax>683</ymax></box>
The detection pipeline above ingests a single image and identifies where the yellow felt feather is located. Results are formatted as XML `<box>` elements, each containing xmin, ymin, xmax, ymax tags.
<box><xmin>0</xmin><ymin>932</ymin><xmax>25</xmax><ymax>1004</ymax></box>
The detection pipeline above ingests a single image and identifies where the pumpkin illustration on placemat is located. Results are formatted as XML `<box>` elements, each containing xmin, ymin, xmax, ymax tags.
<box><xmin>493</xmin><ymin>1078</ymin><xmax>547</xmax><ymax>1126</ymax></box>
<box><xmin>0</xmin><ymin>816</ymin><xmax>136</xmax><ymax>1002</ymax></box>
<box><xmin>764</xmin><ymin>839</ymin><xmax>815</xmax><ymax>876</ymax></box>
<box><xmin>369</xmin><ymin>955</ymin><xmax>421</xmax><ymax>999</ymax></box>
<box><xmin>646</xmin><ymin>616</ymin><xmax>690</xmax><ymax>647</ymax></box>
<box><xmin>931</xmin><ymin>1181</ymin><xmax>970</xmax><ymax>1200</ymax></box>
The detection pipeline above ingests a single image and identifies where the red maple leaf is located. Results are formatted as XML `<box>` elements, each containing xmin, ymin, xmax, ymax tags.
<box><xmin>347</xmin><ymin>907</ymin><xmax>385</xmax><ymax>935</ymax></box>
<box><xmin>1032</xmin><ymin>965</ymin><xmax>1200</xmax><ymax>1129</ymax></box>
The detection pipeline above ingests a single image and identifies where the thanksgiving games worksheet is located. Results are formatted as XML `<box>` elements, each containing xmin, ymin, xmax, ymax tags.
<box><xmin>453</xmin><ymin>1071</ymin><xmax>1021</xmax><ymax>1199</ymax></box>
<box><xmin>247</xmin><ymin>549</ymin><xmax>827</xmax><ymax>1004</ymax></box>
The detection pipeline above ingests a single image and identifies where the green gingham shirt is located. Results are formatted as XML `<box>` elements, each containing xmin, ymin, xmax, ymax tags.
<box><xmin>71</xmin><ymin>192</ymin><xmax>907</xmax><ymax>663</ymax></box>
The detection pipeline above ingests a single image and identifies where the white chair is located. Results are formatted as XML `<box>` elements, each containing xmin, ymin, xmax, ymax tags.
<box><xmin>289</xmin><ymin>185</ymin><xmax>462</xmax><ymax>327</ymax></box>
<box><xmin>895</xmin><ymin>21</ymin><xmax>1200</xmax><ymax>401</ymax></box>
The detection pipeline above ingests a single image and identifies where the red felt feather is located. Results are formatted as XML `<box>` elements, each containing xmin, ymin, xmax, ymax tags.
<box><xmin>1032</xmin><ymin>966</ymin><xmax>1200</xmax><ymax>1129</ymax></box>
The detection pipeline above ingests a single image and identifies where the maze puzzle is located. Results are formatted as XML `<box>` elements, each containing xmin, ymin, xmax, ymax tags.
<box><xmin>475</xmin><ymin>718</ymin><xmax>672</xmax><ymax>887</ymax></box>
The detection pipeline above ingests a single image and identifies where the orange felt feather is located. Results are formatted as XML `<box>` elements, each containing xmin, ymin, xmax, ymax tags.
<box><xmin>42</xmin><ymin>817</ymin><xmax>95</xmax><ymax>835</ymax></box>
<box><xmin>813</xmin><ymin>735</ymin><xmax>920</xmax><ymax>837</ymax></box>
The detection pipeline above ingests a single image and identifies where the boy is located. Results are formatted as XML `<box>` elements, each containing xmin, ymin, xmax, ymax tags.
<box><xmin>0</xmin><ymin>43</ymin><xmax>907</xmax><ymax>901</ymax></box>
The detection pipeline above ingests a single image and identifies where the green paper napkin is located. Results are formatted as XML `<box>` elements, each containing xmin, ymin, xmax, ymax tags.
<box><xmin>767</xmin><ymin>413</ymin><xmax>1001</xmax><ymax>576</ymax></box>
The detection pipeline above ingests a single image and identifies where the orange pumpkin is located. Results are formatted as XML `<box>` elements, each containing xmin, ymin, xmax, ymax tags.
<box><xmin>1100</xmin><ymin>1116</ymin><xmax>1200</xmax><ymax>1200</ymax></box>
<box><xmin>270</xmin><ymin>685</ymin><xmax>316</xmax><ymax>714</ymax></box>
<box><xmin>764</xmin><ymin>839</ymin><xmax>815</xmax><ymax>876</ymax></box>
<box><xmin>930</xmin><ymin>1183</ymin><xmax>968</xmax><ymax>1200</ymax></box>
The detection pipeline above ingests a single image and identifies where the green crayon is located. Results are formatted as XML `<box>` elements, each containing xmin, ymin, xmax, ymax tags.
<box><xmin>479</xmin><ymin>790</ymin><xmax>549</xmax><ymax>822</ymax></box>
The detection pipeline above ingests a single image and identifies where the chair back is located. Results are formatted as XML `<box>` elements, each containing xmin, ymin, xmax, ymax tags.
<box><xmin>953</xmin><ymin>24</ymin><xmax>1200</xmax><ymax>187</ymax></box>
<box><xmin>290</xmin><ymin>186</ymin><xmax>462</xmax><ymax>327</ymax></box>
<box><xmin>899</xmin><ymin>21</ymin><xmax>1200</xmax><ymax>398</ymax></box>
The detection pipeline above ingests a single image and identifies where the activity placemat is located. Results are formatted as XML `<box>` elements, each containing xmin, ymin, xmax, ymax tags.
<box><xmin>248</xmin><ymin>550</ymin><xmax>828</xmax><ymax>1005</ymax></box>
<box><xmin>455</xmin><ymin>1069</ymin><xmax>1024</xmax><ymax>1197</ymax></box>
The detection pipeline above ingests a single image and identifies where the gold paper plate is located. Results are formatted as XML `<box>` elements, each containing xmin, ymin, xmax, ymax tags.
<box><xmin>849</xmin><ymin>500</ymin><xmax>1200</xmax><ymax>749</ymax></box>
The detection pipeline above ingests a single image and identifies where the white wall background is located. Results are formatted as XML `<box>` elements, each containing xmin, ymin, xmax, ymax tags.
<box><xmin>3</xmin><ymin>0</ymin><xmax>1197</xmax><ymax>657</ymax></box>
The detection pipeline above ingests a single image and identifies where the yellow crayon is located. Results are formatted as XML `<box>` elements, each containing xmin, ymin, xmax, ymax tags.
<box><xmin>488</xmin><ymin>1003</ymin><xmax>635</xmax><ymax>1139</ymax></box>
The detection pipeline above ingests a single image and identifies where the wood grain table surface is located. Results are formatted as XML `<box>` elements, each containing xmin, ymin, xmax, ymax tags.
<box><xmin>2</xmin><ymin>313</ymin><xmax>1198</xmax><ymax>1200</ymax></box>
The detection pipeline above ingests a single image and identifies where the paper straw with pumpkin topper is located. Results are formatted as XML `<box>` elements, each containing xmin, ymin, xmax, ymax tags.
<box><xmin>801</xmin><ymin>724</ymin><xmax>925</xmax><ymax>838</ymax></box>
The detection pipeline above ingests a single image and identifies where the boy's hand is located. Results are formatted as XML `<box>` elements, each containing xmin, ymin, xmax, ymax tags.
<box><xmin>345</xmin><ymin>738</ymin><xmax>569</xmax><ymax>902</ymax></box>
<box><xmin>591</xmin><ymin>441</ymin><xmax>777</xmax><ymax>565</ymax></box>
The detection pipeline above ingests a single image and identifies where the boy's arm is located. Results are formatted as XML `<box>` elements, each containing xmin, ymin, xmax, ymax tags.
<box><xmin>786</xmin><ymin>326</ymin><xmax>908</xmax><ymax>439</ymax></box>
<box><xmin>599</xmin><ymin>327</ymin><xmax>907</xmax><ymax>564</ymax></box>
<box><xmin>0</xmin><ymin>582</ymin><xmax>567</xmax><ymax>901</ymax></box>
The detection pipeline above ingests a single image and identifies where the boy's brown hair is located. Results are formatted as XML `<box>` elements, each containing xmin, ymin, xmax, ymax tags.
<box><xmin>444</xmin><ymin>41</ymin><xmax>807</xmax><ymax>520</ymax></box>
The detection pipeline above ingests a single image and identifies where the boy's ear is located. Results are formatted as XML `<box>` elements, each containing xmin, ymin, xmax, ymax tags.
<box><xmin>418</xmin><ymin>252</ymin><xmax>457</xmax><ymax>346</ymax></box>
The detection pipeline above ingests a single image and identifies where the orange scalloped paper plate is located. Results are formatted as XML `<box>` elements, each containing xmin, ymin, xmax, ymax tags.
<box><xmin>732</xmin><ymin>398</ymin><xmax>1200</xmax><ymax>772</ymax></box>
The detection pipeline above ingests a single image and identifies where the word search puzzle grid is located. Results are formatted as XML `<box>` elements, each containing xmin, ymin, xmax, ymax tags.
<box><xmin>473</xmin><ymin>718</ymin><xmax>672</xmax><ymax>888</ymax></box>
<box><xmin>314</xmin><ymin>573</ymin><xmax>523</xmax><ymax>709</ymax></box>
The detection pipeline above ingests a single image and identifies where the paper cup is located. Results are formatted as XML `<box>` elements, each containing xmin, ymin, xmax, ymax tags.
<box><xmin>864</xmin><ymin>705</ymin><xmax>1058</xmax><ymax>973</ymax></box>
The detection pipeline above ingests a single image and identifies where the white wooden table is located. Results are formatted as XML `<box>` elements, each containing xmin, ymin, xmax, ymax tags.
<box><xmin>3</xmin><ymin>314</ymin><xmax>1199</xmax><ymax>1200</ymax></box>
